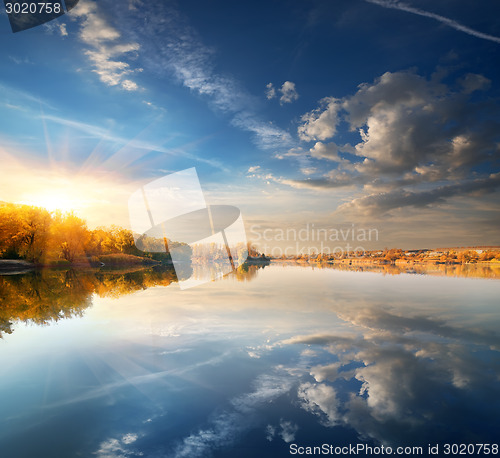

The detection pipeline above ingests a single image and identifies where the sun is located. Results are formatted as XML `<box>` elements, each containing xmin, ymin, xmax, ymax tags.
<box><xmin>21</xmin><ymin>192</ymin><xmax>78</xmax><ymax>213</ymax></box>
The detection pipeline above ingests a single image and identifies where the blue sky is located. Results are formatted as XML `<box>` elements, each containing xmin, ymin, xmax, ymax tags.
<box><xmin>0</xmin><ymin>0</ymin><xmax>499</xmax><ymax>249</ymax></box>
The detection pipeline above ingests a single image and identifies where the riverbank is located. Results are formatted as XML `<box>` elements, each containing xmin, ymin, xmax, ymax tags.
<box><xmin>0</xmin><ymin>259</ymin><xmax>35</xmax><ymax>274</ymax></box>
<box><xmin>0</xmin><ymin>254</ymin><xmax>163</xmax><ymax>273</ymax></box>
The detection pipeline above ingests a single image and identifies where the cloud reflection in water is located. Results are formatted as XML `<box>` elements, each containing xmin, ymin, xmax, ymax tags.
<box><xmin>0</xmin><ymin>265</ymin><xmax>499</xmax><ymax>457</ymax></box>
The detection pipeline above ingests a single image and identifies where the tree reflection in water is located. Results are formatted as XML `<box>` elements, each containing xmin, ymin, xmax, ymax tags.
<box><xmin>0</xmin><ymin>263</ymin><xmax>270</xmax><ymax>337</ymax></box>
<box><xmin>3</xmin><ymin>260</ymin><xmax>492</xmax><ymax>339</ymax></box>
<box><xmin>0</xmin><ymin>267</ymin><xmax>179</xmax><ymax>337</ymax></box>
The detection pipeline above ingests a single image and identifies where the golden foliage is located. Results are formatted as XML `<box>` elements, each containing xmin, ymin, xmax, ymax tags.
<box><xmin>0</xmin><ymin>202</ymin><xmax>191</xmax><ymax>265</ymax></box>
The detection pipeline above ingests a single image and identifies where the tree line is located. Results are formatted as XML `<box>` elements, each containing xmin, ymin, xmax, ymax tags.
<box><xmin>0</xmin><ymin>202</ymin><xmax>189</xmax><ymax>265</ymax></box>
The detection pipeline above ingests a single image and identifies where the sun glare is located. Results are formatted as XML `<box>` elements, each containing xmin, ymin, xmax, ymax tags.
<box><xmin>2</xmin><ymin>149</ymin><xmax>136</xmax><ymax>229</ymax></box>
<box><xmin>21</xmin><ymin>192</ymin><xmax>79</xmax><ymax>213</ymax></box>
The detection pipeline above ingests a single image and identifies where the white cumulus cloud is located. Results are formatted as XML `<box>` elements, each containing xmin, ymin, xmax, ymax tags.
<box><xmin>279</xmin><ymin>81</ymin><xmax>299</xmax><ymax>104</ymax></box>
<box><xmin>266</xmin><ymin>82</ymin><xmax>276</xmax><ymax>100</ymax></box>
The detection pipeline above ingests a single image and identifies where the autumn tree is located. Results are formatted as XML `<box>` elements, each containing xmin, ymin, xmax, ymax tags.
<box><xmin>0</xmin><ymin>203</ymin><xmax>52</xmax><ymax>263</ymax></box>
<box><xmin>0</xmin><ymin>203</ymin><xmax>24</xmax><ymax>258</ymax></box>
<box><xmin>0</xmin><ymin>202</ymin><xmax>192</xmax><ymax>265</ymax></box>
<box><xmin>51</xmin><ymin>212</ymin><xmax>90</xmax><ymax>262</ymax></box>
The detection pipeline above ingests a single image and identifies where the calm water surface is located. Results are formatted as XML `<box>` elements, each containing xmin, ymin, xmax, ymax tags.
<box><xmin>1</xmin><ymin>264</ymin><xmax>499</xmax><ymax>457</ymax></box>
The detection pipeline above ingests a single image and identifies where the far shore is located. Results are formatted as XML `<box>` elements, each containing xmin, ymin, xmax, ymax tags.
<box><xmin>270</xmin><ymin>258</ymin><xmax>500</xmax><ymax>266</ymax></box>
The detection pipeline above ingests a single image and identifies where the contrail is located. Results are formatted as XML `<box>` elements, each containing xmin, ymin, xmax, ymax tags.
<box><xmin>365</xmin><ymin>0</ymin><xmax>500</xmax><ymax>45</ymax></box>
